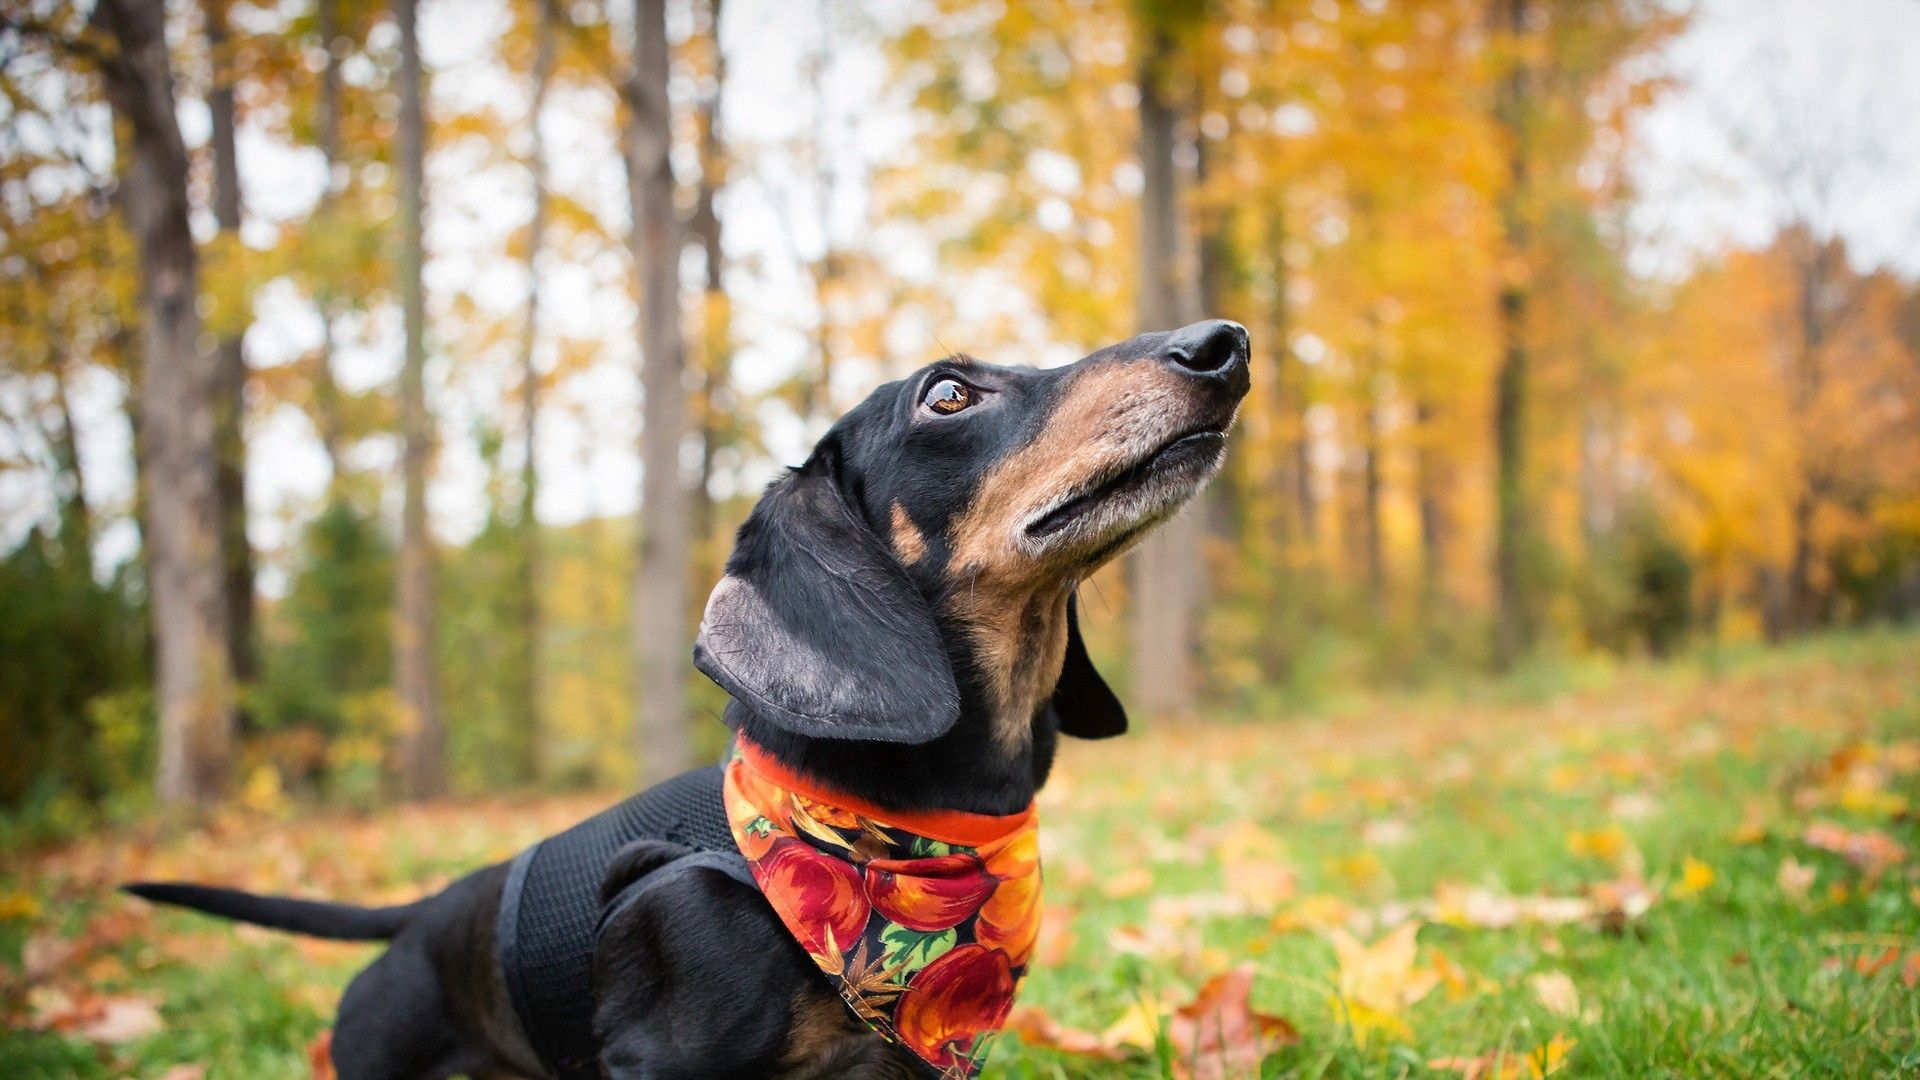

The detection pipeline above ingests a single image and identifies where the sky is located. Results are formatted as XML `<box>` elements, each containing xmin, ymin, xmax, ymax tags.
<box><xmin>4</xmin><ymin>0</ymin><xmax>1919</xmax><ymax>594</ymax></box>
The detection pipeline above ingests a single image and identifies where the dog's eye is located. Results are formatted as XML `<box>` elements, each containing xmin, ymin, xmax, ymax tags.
<box><xmin>922</xmin><ymin>378</ymin><xmax>975</xmax><ymax>415</ymax></box>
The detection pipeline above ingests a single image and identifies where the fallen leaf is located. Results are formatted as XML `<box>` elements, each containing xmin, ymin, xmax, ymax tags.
<box><xmin>1588</xmin><ymin>877</ymin><xmax>1657</xmax><ymax>932</ymax></box>
<box><xmin>1432</xmin><ymin>1034</ymin><xmax>1577</xmax><ymax>1079</ymax></box>
<box><xmin>20</xmin><ymin>930</ymin><xmax>76</xmax><ymax>983</ymax></box>
<box><xmin>309</xmin><ymin>1029</ymin><xmax>336</xmax><ymax>1080</ymax></box>
<box><xmin>1804</xmin><ymin>822</ymin><xmax>1907</xmax><ymax>881</ymax></box>
<box><xmin>0</xmin><ymin>890</ymin><xmax>42</xmax><ymax>921</ymax></box>
<box><xmin>77</xmin><ymin>995</ymin><xmax>163</xmax><ymax>1045</ymax></box>
<box><xmin>1328</xmin><ymin>922</ymin><xmax>1437</xmax><ymax>1046</ymax></box>
<box><xmin>1777</xmin><ymin>857</ymin><xmax>1816</xmax><ymax>899</ymax></box>
<box><xmin>1033</xmin><ymin>905</ymin><xmax>1076</xmax><ymax>968</ymax></box>
<box><xmin>1672</xmin><ymin>856</ymin><xmax>1715</xmax><ymax>899</ymax></box>
<box><xmin>1166</xmin><ymin>966</ymin><xmax>1299</xmax><ymax>1080</ymax></box>
<box><xmin>1429</xmin><ymin>947</ymin><xmax>1493</xmax><ymax>1000</ymax></box>
<box><xmin>1566</xmin><ymin>824</ymin><xmax>1630</xmax><ymax>863</ymax></box>
<box><xmin>1427</xmin><ymin>884</ymin><xmax>1594</xmax><ymax>930</ymax></box>
<box><xmin>1102</xmin><ymin>993</ymin><xmax>1174</xmax><ymax>1052</ymax></box>
<box><xmin>1362</xmin><ymin>819</ymin><xmax>1414</xmax><ymax>848</ymax></box>
<box><xmin>1327</xmin><ymin>850</ymin><xmax>1389</xmax><ymax>891</ymax></box>
<box><xmin>1607</xmin><ymin>791</ymin><xmax>1660</xmax><ymax>820</ymax></box>
<box><xmin>1528</xmin><ymin>971</ymin><xmax>1580</xmax><ymax>1017</ymax></box>
<box><xmin>1270</xmin><ymin>894</ymin><xmax>1354</xmax><ymax>934</ymax></box>
<box><xmin>1005</xmin><ymin>1006</ymin><xmax>1128</xmax><ymax>1060</ymax></box>
<box><xmin>1851</xmin><ymin>947</ymin><xmax>1901</xmax><ymax>977</ymax></box>
<box><xmin>1103</xmin><ymin>865</ymin><xmax>1156</xmax><ymax>899</ymax></box>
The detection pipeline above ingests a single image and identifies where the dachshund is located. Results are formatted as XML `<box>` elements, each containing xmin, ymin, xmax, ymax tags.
<box><xmin>125</xmin><ymin>319</ymin><xmax>1251</xmax><ymax>1080</ymax></box>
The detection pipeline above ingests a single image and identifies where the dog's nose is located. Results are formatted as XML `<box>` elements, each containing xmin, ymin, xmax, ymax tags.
<box><xmin>1161</xmin><ymin>319</ymin><xmax>1249</xmax><ymax>381</ymax></box>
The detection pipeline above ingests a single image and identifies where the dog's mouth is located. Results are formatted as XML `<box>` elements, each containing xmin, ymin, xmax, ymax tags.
<box><xmin>1024</xmin><ymin>424</ymin><xmax>1229</xmax><ymax>542</ymax></box>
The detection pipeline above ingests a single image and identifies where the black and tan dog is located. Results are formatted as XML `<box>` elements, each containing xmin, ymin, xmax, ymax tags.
<box><xmin>126</xmin><ymin>319</ymin><xmax>1251</xmax><ymax>1080</ymax></box>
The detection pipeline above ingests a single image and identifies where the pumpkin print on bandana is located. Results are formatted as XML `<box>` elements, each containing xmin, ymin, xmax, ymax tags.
<box><xmin>723</xmin><ymin>740</ymin><xmax>1041</xmax><ymax>1079</ymax></box>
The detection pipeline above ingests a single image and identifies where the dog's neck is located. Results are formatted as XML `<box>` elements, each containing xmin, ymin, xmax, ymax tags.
<box><xmin>727</xmin><ymin>702</ymin><xmax>1057</xmax><ymax>818</ymax></box>
<box><xmin>725</xmin><ymin>593</ymin><xmax>1071</xmax><ymax>817</ymax></box>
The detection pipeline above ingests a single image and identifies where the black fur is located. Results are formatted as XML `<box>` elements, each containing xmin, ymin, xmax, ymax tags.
<box><xmin>694</xmin><ymin>461</ymin><xmax>962</xmax><ymax>745</ymax></box>
<box><xmin>122</xmin><ymin>882</ymin><xmax>418</xmax><ymax>940</ymax></box>
<box><xmin>123</xmin><ymin>321</ymin><xmax>1251</xmax><ymax>1079</ymax></box>
<box><xmin>1052</xmin><ymin>595</ymin><xmax>1128</xmax><ymax>739</ymax></box>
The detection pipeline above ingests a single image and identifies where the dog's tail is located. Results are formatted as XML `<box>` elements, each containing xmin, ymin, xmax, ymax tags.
<box><xmin>122</xmin><ymin>882</ymin><xmax>417</xmax><ymax>941</ymax></box>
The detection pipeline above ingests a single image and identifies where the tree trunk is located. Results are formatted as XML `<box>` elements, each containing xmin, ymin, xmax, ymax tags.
<box><xmin>1267</xmin><ymin>212</ymin><xmax>1317</xmax><ymax>551</ymax></box>
<box><xmin>1360</xmin><ymin>357</ymin><xmax>1385</xmax><ymax>606</ymax></box>
<box><xmin>93</xmin><ymin>0</ymin><xmax>237</xmax><ymax>808</ymax></box>
<box><xmin>690</xmin><ymin>0</ymin><xmax>730</xmax><ymax>557</ymax></box>
<box><xmin>1129</xmin><ymin>28</ymin><xmax>1203</xmax><ymax>722</ymax></box>
<box><xmin>48</xmin><ymin>353</ymin><xmax>93</xmax><ymax>573</ymax></box>
<box><xmin>509</xmin><ymin>5</ymin><xmax>556</xmax><ymax>785</ymax></box>
<box><xmin>627</xmin><ymin>0</ymin><xmax>693</xmax><ymax>782</ymax></box>
<box><xmin>1491</xmin><ymin>0</ymin><xmax>1535</xmax><ymax>670</ymax></box>
<box><xmin>1414</xmin><ymin>398</ymin><xmax>1447</xmax><ymax>605</ymax></box>
<box><xmin>204</xmin><ymin>0</ymin><xmax>256</xmax><ymax>694</ymax></box>
<box><xmin>1784</xmin><ymin>232</ymin><xmax>1830</xmax><ymax>634</ymax></box>
<box><xmin>392</xmin><ymin>0</ymin><xmax>444</xmax><ymax>799</ymax></box>
<box><xmin>312</xmin><ymin>0</ymin><xmax>349</xmax><ymax>482</ymax></box>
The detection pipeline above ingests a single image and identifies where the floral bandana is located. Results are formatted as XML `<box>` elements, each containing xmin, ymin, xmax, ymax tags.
<box><xmin>722</xmin><ymin>739</ymin><xmax>1041</xmax><ymax>1078</ymax></box>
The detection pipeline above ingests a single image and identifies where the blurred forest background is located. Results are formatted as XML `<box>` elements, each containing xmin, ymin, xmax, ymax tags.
<box><xmin>2</xmin><ymin>0</ymin><xmax>1918</xmax><ymax>824</ymax></box>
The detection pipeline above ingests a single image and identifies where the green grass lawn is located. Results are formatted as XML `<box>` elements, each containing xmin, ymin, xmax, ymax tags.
<box><xmin>4</xmin><ymin>631</ymin><xmax>1917</xmax><ymax>1078</ymax></box>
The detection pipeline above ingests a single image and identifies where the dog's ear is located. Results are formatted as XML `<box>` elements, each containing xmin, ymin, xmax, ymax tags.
<box><xmin>1050</xmin><ymin>593</ymin><xmax>1127</xmax><ymax>739</ymax></box>
<box><xmin>694</xmin><ymin>460</ymin><xmax>960</xmax><ymax>744</ymax></box>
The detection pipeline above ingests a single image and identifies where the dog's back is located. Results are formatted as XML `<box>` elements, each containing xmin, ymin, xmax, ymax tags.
<box><xmin>497</xmin><ymin>764</ymin><xmax>738</xmax><ymax>1077</ymax></box>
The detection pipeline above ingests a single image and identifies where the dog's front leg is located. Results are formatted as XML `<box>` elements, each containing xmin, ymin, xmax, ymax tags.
<box><xmin>593</xmin><ymin>856</ymin><xmax>807</xmax><ymax>1080</ymax></box>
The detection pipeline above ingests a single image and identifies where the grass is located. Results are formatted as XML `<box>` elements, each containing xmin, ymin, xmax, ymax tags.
<box><xmin>3</xmin><ymin>630</ymin><xmax>1917</xmax><ymax>1078</ymax></box>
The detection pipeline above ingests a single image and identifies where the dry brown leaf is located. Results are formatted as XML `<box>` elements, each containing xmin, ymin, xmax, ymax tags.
<box><xmin>309</xmin><ymin>1029</ymin><xmax>336</xmax><ymax>1080</ymax></box>
<box><xmin>1803</xmin><ymin>822</ymin><xmax>1908</xmax><ymax>880</ymax></box>
<box><xmin>1528</xmin><ymin>971</ymin><xmax>1580</xmax><ymax>1017</ymax></box>
<box><xmin>1004</xmin><ymin>1006</ymin><xmax>1129</xmax><ymax>1060</ymax></box>
<box><xmin>70</xmin><ymin>994</ymin><xmax>163</xmax><ymax>1045</ymax></box>
<box><xmin>20</xmin><ymin>930</ymin><xmax>76</xmax><ymax>984</ymax></box>
<box><xmin>1165</xmin><ymin>966</ymin><xmax>1299</xmax><ymax>1080</ymax></box>
<box><xmin>1777</xmin><ymin>856</ymin><xmax>1816</xmax><ymax>899</ymax></box>
<box><xmin>1587</xmin><ymin>877</ymin><xmax>1657</xmax><ymax>932</ymax></box>
<box><xmin>1103</xmin><ymin>865</ymin><xmax>1156</xmax><ymax>899</ymax></box>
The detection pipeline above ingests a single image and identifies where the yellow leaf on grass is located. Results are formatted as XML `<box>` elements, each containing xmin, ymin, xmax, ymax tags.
<box><xmin>0</xmin><ymin>890</ymin><xmax>41</xmax><ymax>921</ymax></box>
<box><xmin>1333</xmin><ymin>997</ymin><xmax>1413</xmax><ymax>1047</ymax></box>
<box><xmin>1429</xmin><ymin>947</ymin><xmax>1492</xmax><ymax>1000</ymax></box>
<box><xmin>1271</xmin><ymin>894</ymin><xmax>1353</xmax><ymax>934</ymax></box>
<box><xmin>1328</xmin><ymin>850</ymin><xmax>1388</xmax><ymax>891</ymax></box>
<box><xmin>1432</xmin><ymin>1034</ymin><xmax>1578</xmax><ymax>1079</ymax></box>
<box><xmin>1102</xmin><ymin>994</ymin><xmax>1174</xmax><ymax>1051</ymax></box>
<box><xmin>1566</xmin><ymin>824</ymin><xmax>1629</xmax><ymax>863</ymax></box>
<box><xmin>1327</xmin><ymin>922</ymin><xmax>1437</xmax><ymax>1046</ymax></box>
<box><xmin>1672</xmin><ymin>856</ymin><xmax>1716</xmax><ymax>899</ymax></box>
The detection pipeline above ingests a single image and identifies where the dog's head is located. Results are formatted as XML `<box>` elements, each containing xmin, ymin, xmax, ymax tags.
<box><xmin>696</xmin><ymin>319</ymin><xmax>1250</xmax><ymax>757</ymax></box>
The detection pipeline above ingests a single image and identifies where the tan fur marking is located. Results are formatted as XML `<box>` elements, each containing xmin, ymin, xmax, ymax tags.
<box><xmin>949</xmin><ymin>582</ymin><xmax>1071</xmax><ymax>750</ymax></box>
<box><xmin>890</xmin><ymin>501</ymin><xmax>926</xmax><ymax>566</ymax></box>
<box><xmin>776</xmin><ymin>988</ymin><xmax>872</xmax><ymax>1077</ymax></box>
<box><xmin>941</xmin><ymin>356</ymin><xmax>1198</xmax><ymax>743</ymax></box>
<box><xmin>947</xmin><ymin>359</ymin><xmax>1196</xmax><ymax>581</ymax></box>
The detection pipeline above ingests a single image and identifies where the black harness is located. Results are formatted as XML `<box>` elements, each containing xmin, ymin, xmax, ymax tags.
<box><xmin>495</xmin><ymin>765</ymin><xmax>752</xmax><ymax>1080</ymax></box>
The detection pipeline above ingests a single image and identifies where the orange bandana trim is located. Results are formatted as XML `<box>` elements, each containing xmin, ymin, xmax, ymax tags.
<box><xmin>723</xmin><ymin>739</ymin><xmax>1041</xmax><ymax>1078</ymax></box>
